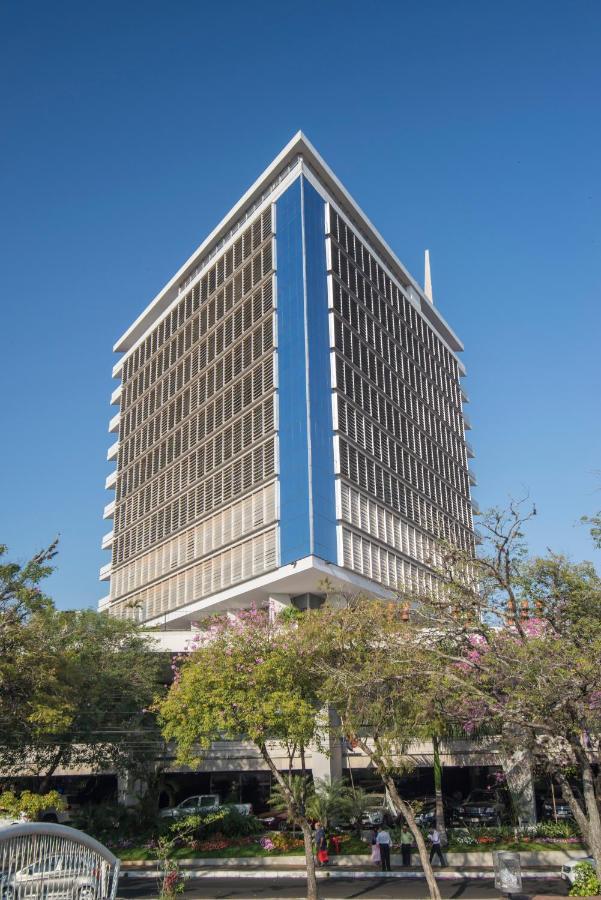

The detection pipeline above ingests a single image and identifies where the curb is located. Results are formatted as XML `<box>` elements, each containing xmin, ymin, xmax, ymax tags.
<box><xmin>120</xmin><ymin>867</ymin><xmax>561</xmax><ymax>881</ymax></box>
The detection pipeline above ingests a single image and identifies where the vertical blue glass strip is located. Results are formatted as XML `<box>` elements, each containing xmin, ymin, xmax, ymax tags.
<box><xmin>303</xmin><ymin>179</ymin><xmax>337</xmax><ymax>563</ymax></box>
<box><xmin>276</xmin><ymin>178</ymin><xmax>311</xmax><ymax>564</ymax></box>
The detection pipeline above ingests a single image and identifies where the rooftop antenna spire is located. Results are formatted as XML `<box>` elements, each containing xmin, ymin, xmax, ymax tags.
<box><xmin>424</xmin><ymin>249</ymin><xmax>434</xmax><ymax>304</ymax></box>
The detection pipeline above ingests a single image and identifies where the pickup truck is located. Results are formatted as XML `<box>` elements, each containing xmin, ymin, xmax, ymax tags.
<box><xmin>159</xmin><ymin>794</ymin><xmax>252</xmax><ymax>820</ymax></box>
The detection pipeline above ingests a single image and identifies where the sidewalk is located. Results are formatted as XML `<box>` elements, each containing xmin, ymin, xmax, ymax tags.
<box><xmin>120</xmin><ymin>862</ymin><xmax>561</xmax><ymax>881</ymax></box>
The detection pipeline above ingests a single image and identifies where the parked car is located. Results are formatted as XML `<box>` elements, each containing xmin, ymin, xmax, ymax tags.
<box><xmin>359</xmin><ymin>795</ymin><xmax>392</xmax><ymax>827</ymax></box>
<box><xmin>159</xmin><ymin>794</ymin><xmax>252</xmax><ymax>820</ymax></box>
<box><xmin>413</xmin><ymin>796</ymin><xmax>458</xmax><ymax>829</ymax></box>
<box><xmin>0</xmin><ymin>853</ymin><xmax>101</xmax><ymax>899</ymax></box>
<box><xmin>540</xmin><ymin>792</ymin><xmax>575</xmax><ymax>821</ymax></box>
<box><xmin>256</xmin><ymin>810</ymin><xmax>291</xmax><ymax>830</ymax></box>
<box><xmin>561</xmin><ymin>857</ymin><xmax>596</xmax><ymax>885</ymax></box>
<box><xmin>452</xmin><ymin>789</ymin><xmax>506</xmax><ymax>826</ymax></box>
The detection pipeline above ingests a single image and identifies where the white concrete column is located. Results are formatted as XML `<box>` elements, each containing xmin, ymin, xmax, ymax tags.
<box><xmin>117</xmin><ymin>772</ymin><xmax>145</xmax><ymax>808</ymax></box>
<box><xmin>268</xmin><ymin>594</ymin><xmax>291</xmax><ymax>622</ymax></box>
<box><xmin>311</xmin><ymin>706</ymin><xmax>343</xmax><ymax>783</ymax></box>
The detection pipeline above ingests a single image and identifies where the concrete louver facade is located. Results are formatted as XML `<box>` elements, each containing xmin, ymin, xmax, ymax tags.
<box><xmin>99</xmin><ymin>132</ymin><xmax>475</xmax><ymax>630</ymax></box>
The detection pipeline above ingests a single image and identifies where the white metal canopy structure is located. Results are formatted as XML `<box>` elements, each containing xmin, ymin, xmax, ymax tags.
<box><xmin>0</xmin><ymin>822</ymin><xmax>120</xmax><ymax>899</ymax></box>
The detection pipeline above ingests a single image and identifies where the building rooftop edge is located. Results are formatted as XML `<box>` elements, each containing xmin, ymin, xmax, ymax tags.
<box><xmin>113</xmin><ymin>131</ymin><xmax>464</xmax><ymax>357</ymax></box>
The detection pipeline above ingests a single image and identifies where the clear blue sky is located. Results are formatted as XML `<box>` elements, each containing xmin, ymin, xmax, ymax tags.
<box><xmin>1</xmin><ymin>0</ymin><xmax>600</xmax><ymax>611</ymax></box>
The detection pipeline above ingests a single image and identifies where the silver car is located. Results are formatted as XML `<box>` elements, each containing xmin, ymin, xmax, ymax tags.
<box><xmin>0</xmin><ymin>853</ymin><xmax>100</xmax><ymax>899</ymax></box>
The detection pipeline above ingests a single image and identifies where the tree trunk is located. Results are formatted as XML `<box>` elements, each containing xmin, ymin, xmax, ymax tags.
<box><xmin>572</xmin><ymin>744</ymin><xmax>601</xmax><ymax>881</ymax></box>
<box><xmin>258</xmin><ymin>744</ymin><xmax>319</xmax><ymax>900</ymax></box>
<box><xmin>432</xmin><ymin>735</ymin><xmax>447</xmax><ymax>845</ymax></box>
<box><xmin>351</xmin><ymin>735</ymin><xmax>441</xmax><ymax>900</ymax></box>
<box><xmin>300</xmin><ymin>818</ymin><xmax>319</xmax><ymax>900</ymax></box>
<box><xmin>383</xmin><ymin>772</ymin><xmax>442</xmax><ymax>900</ymax></box>
<box><xmin>554</xmin><ymin>773</ymin><xmax>594</xmax><ymax>853</ymax></box>
<box><xmin>39</xmin><ymin>747</ymin><xmax>65</xmax><ymax>793</ymax></box>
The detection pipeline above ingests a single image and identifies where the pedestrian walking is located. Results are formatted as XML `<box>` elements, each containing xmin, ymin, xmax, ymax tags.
<box><xmin>376</xmin><ymin>825</ymin><xmax>392</xmax><ymax>872</ymax></box>
<box><xmin>368</xmin><ymin>827</ymin><xmax>380</xmax><ymax>866</ymax></box>
<box><xmin>314</xmin><ymin>821</ymin><xmax>329</xmax><ymax>866</ymax></box>
<box><xmin>400</xmin><ymin>824</ymin><xmax>412</xmax><ymax>866</ymax></box>
<box><xmin>428</xmin><ymin>827</ymin><xmax>446</xmax><ymax>866</ymax></box>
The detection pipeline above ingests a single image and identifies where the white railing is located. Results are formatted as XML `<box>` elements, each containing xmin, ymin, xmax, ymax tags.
<box><xmin>101</xmin><ymin>530</ymin><xmax>114</xmax><ymax>550</ymax></box>
<box><xmin>103</xmin><ymin>500</ymin><xmax>115</xmax><ymax>519</ymax></box>
<box><xmin>107</xmin><ymin>441</ymin><xmax>119</xmax><ymax>461</ymax></box>
<box><xmin>108</xmin><ymin>412</ymin><xmax>120</xmax><ymax>434</ymax></box>
<box><xmin>0</xmin><ymin>823</ymin><xmax>120</xmax><ymax>900</ymax></box>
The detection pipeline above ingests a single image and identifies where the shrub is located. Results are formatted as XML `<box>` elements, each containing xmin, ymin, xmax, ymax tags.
<box><xmin>536</xmin><ymin>821</ymin><xmax>580</xmax><ymax>839</ymax></box>
<box><xmin>569</xmin><ymin>862</ymin><xmax>601</xmax><ymax>897</ymax></box>
<box><xmin>169</xmin><ymin>808</ymin><xmax>262</xmax><ymax>845</ymax></box>
<box><xmin>71</xmin><ymin>802</ymin><xmax>142</xmax><ymax>841</ymax></box>
<box><xmin>267</xmin><ymin>831</ymin><xmax>304</xmax><ymax>852</ymax></box>
<box><xmin>448</xmin><ymin>828</ymin><xmax>477</xmax><ymax>846</ymax></box>
<box><xmin>0</xmin><ymin>790</ymin><xmax>65</xmax><ymax>821</ymax></box>
<box><xmin>218</xmin><ymin>809</ymin><xmax>263</xmax><ymax>837</ymax></box>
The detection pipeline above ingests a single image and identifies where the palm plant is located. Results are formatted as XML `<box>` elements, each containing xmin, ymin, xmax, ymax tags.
<box><xmin>341</xmin><ymin>786</ymin><xmax>374</xmax><ymax>836</ymax></box>
<box><xmin>305</xmin><ymin>778</ymin><xmax>348</xmax><ymax>829</ymax></box>
<box><xmin>269</xmin><ymin>774</ymin><xmax>312</xmax><ymax>833</ymax></box>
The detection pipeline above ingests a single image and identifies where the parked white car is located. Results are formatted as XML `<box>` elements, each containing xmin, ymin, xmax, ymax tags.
<box><xmin>0</xmin><ymin>853</ymin><xmax>101</xmax><ymax>899</ymax></box>
<box><xmin>561</xmin><ymin>857</ymin><xmax>596</xmax><ymax>885</ymax></box>
<box><xmin>159</xmin><ymin>794</ymin><xmax>252</xmax><ymax>820</ymax></box>
<box><xmin>359</xmin><ymin>795</ymin><xmax>392</xmax><ymax>827</ymax></box>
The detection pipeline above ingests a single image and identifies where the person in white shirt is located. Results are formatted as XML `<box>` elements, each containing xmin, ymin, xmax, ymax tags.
<box><xmin>428</xmin><ymin>828</ymin><xmax>446</xmax><ymax>866</ymax></box>
<box><xmin>376</xmin><ymin>825</ymin><xmax>392</xmax><ymax>871</ymax></box>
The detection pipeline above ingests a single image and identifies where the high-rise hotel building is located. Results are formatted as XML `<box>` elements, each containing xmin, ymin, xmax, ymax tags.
<box><xmin>99</xmin><ymin>133</ymin><xmax>475</xmax><ymax>628</ymax></box>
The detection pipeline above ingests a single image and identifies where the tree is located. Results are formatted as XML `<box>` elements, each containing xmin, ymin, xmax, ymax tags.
<box><xmin>0</xmin><ymin>542</ymin><xmax>164</xmax><ymax>788</ymax></box>
<box><xmin>340</xmin><ymin>785</ymin><xmax>375</xmax><ymax>837</ymax></box>
<box><xmin>0</xmin><ymin>541</ymin><xmax>57</xmax><ymax>739</ymax></box>
<box><xmin>414</xmin><ymin>504</ymin><xmax>601</xmax><ymax>877</ymax></box>
<box><xmin>269</xmin><ymin>773</ymin><xmax>310</xmax><ymax>835</ymax></box>
<box><xmin>0</xmin><ymin>789</ymin><xmax>65</xmax><ymax>821</ymax></box>
<box><xmin>0</xmin><ymin>606</ymin><xmax>163</xmax><ymax>787</ymax></box>
<box><xmin>157</xmin><ymin>608</ymin><xmax>323</xmax><ymax>900</ymax></box>
<box><xmin>305</xmin><ymin>777</ymin><xmax>348</xmax><ymax>829</ymax></box>
<box><xmin>298</xmin><ymin>599</ymin><xmax>445</xmax><ymax>900</ymax></box>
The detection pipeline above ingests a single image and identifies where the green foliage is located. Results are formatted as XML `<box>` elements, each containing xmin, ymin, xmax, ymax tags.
<box><xmin>340</xmin><ymin>786</ymin><xmax>375</xmax><ymax>832</ymax></box>
<box><xmin>157</xmin><ymin>608</ymin><xmax>323</xmax><ymax>896</ymax></box>
<box><xmin>0</xmin><ymin>543</ymin><xmax>164</xmax><ymax>781</ymax></box>
<box><xmin>267</xmin><ymin>831</ymin><xmax>305</xmax><ymax>852</ymax></box>
<box><xmin>305</xmin><ymin>777</ymin><xmax>348</xmax><ymax>828</ymax></box>
<box><xmin>2</xmin><ymin>605</ymin><xmax>164</xmax><ymax>778</ymax></box>
<box><xmin>158</xmin><ymin>609</ymin><xmax>319</xmax><ymax>763</ymax></box>
<box><xmin>155</xmin><ymin>836</ymin><xmax>185</xmax><ymax>899</ymax></box>
<box><xmin>582</xmin><ymin>513</ymin><xmax>601</xmax><ymax>552</ymax></box>
<box><xmin>0</xmin><ymin>542</ymin><xmax>57</xmax><ymax>753</ymax></box>
<box><xmin>169</xmin><ymin>809</ymin><xmax>262</xmax><ymax>843</ymax></box>
<box><xmin>268</xmin><ymin>774</ymin><xmax>311</xmax><ymax>821</ymax></box>
<box><xmin>71</xmin><ymin>802</ymin><xmax>150</xmax><ymax>841</ymax></box>
<box><xmin>408</xmin><ymin>502</ymin><xmax>601</xmax><ymax>866</ymax></box>
<box><xmin>297</xmin><ymin>598</ymin><xmax>438</xmax><ymax>771</ymax></box>
<box><xmin>569</xmin><ymin>862</ymin><xmax>601</xmax><ymax>897</ymax></box>
<box><xmin>537</xmin><ymin>820</ymin><xmax>580</xmax><ymax>838</ymax></box>
<box><xmin>278</xmin><ymin>607</ymin><xmax>304</xmax><ymax>624</ymax></box>
<box><xmin>0</xmin><ymin>790</ymin><xmax>65</xmax><ymax>820</ymax></box>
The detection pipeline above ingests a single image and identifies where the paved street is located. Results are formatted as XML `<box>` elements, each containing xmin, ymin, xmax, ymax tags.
<box><xmin>118</xmin><ymin>875</ymin><xmax>568</xmax><ymax>899</ymax></box>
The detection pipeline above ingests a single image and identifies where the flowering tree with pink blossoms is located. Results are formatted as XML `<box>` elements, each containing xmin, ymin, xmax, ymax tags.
<box><xmin>157</xmin><ymin>606</ymin><xmax>323</xmax><ymax>900</ymax></box>
<box><xmin>412</xmin><ymin>503</ymin><xmax>601</xmax><ymax>876</ymax></box>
